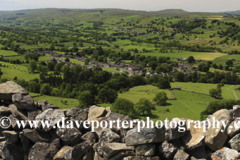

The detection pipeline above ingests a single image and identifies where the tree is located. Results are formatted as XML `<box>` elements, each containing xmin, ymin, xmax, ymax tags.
<box><xmin>129</xmin><ymin>75</ymin><xmax>146</xmax><ymax>87</ymax></box>
<box><xmin>212</xmin><ymin>63</ymin><xmax>218</xmax><ymax>69</ymax></box>
<box><xmin>153</xmin><ymin>92</ymin><xmax>168</xmax><ymax>106</ymax></box>
<box><xmin>65</xmin><ymin>58</ymin><xmax>70</xmax><ymax>62</ymax></box>
<box><xmin>47</xmin><ymin>61</ymin><xmax>55</xmax><ymax>71</ymax></box>
<box><xmin>108</xmin><ymin>53</ymin><xmax>118</xmax><ymax>60</ymax></box>
<box><xmin>209</xmin><ymin>88</ymin><xmax>221</xmax><ymax>98</ymax></box>
<box><xmin>226</xmin><ymin>60</ymin><xmax>233</xmax><ymax>67</ymax></box>
<box><xmin>28</xmin><ymin>81</ymin><xmax>40</xmax><ymax>93</ymax></box>
<box><xmin>29</xmin><ymin>60</ymin><xmax>37</xmax><ymax>73</ymax></box>
<box><xmin>148</xmin><ymin>61</ymin><xmax>158</xmax><ymax>70</ymax></box>
<box><xmin>157</xmin><ymin>77</ymin><xmax>171</xmax><ymax>89</ymax></box>
<box><xmin>98</xmin><ymin>86</ymin><xmax>118</xmax><ymax>103</ymax></box>
<box><xmin>50</xmin><ymin>44</ymin><xmax>55</xmax><ymax>51</ymax></box>
<box><xmin>198</xmin><ymin>63</ymin><xmax>209</xmax><ymax>72</ymax></box>
<box><xmin>78</xmin><ymin>90</ymin><xmax>94</xmax><ymax>108</ymax></box>
<box><xmin>135</xmin><ymin>98</ymin><xmax>152</xmax><ymax>115</ymax></box>
<box><xmin>85</xmin><ymin>58</ymin><xmax>90</xmax><ymax>65</ymax></box>
<box><xmin>200</xmin><ymin>99</ymin><xmax>240</xmax><ymax>120</ymax></box>
<box><xmin>187</xmin><ymin>56</ymin><xmax>195</xmax><ymax>64</ymax></box>
<box><xmin>112</xmin><ymin>98</ymin><xmax>134</xmax><ymax>117</ymax></box>
<box><xmin>37</xmin><ymin>65</ymin><xmax>49</xmax><ymax>74</ymax></box>
<box><xmin>207</xmin><ymin>61</ymin><xmax>213</xmax><ymax>67</ymax></box>
<box><xmin>51</xmin><ymin>88</ymin><xmax>60</xmax><ymax>96</ymax></box>
<box><xmin>79</xmin><ymin>42</ymin><xmax>84</xmax><ymax>47</ymax></box>
<box><xmin>40</xmin><ymin>83</ymin><xmax>52</xmax><ymax>95</ymax></box>
<box><xmin>174</xmin><ymin>72</ymin><xmax>185</xmax><ymax>82</ymax></box>
<box><xmin>225</xmin><ymin>66</ymin><xmax>229</xmax><ymax>71</ymax></box>
<box><xmin>219</xmin><ymin>64</ymin><xmax>223</xmax><ymax>70</ymax></box>
<box><xmin>54</xmin><ymin>63</ymin><xmax>62</xmax><ymax>72</ymax></box>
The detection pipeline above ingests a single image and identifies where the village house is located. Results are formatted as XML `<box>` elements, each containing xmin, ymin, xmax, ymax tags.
<box><xmin>178</xmin><ymin>63</ymin><xmax>193</xmax><ymax>70</ymax></box>
<box><xmin>49</xmin><ymin>58</ymin><xmax>56</xmax><ymax>61</ymax></box>
<box><xmin>180</xmin><ymin>58</ymin><xmax>187</xmax><ymax>61</ymax></box>
<box><xmin>102</xmin><ymin>64</ymin><xmax>110</xmax><ymax>68</ymax></box>
<box><xmin>178</xmin><ymin>67</ymin><xmax>186</xmax><ymax>72</ymax></box>
<box><xmin>145</xmin><ymin>70</ymin><xmax>151</xmax><ymax>76</ymax></box>
<box><xmin>172</xmin><ymin>69</ymin><xmax>178</xmax><ymax>73</ymax></box>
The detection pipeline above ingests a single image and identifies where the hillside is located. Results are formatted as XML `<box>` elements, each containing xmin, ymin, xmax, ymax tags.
<box><xmin>226</xmin><ymin>10</ymin><xmax>240</xmax><ymax>15</ymax></box>
<box><xmin>0</xmin><ymin>8</ymin><xmax>218</xmax><ymax>23</ymax></box>
<box><xmin>0</xmin><ymin>7</ymin><xmax>240</xmax><ymax>130</ymax></box>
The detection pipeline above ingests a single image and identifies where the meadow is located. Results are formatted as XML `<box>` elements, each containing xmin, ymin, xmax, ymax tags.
<box><xmin>118</xmin><ymin>85</ymin><xmax>173</xmax><ymax>103</ymax></box>
<box><xmin>0</xmin><ymin>50</ymin><xmax>19</xmax><ymax>56</ymax></box>
<box><xmin>212</xmin><ymin>54</ymin><xmax>240</xmax><ymax>66</ymax></box>
<box><xmin>140</xmin><ymin>51</ymin><xmax>226</xmax><ymax>61</ymax></box>
<box><xmin>171</xmin><ymin>82</ymin><xmax>240</xmax><ymax>100</ymax></box>
<box><xmin>146</xmin><ymin>90</ymin><xmax>217</xmax><ymax>121</ymax></box>
<box><xmin>98</xmin><ymin>86</ymin><xmax>217</xmax><ymax>121</ymax></box>
<box><xmin>30</xmin><ymin>93</ymin><xmax>79</xmax><ymax>110</ymax></box>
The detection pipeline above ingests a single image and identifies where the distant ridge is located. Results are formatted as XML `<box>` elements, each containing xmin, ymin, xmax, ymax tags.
<box><xmin>0</xmin><ymin>8</ymin><xmax>217</xmax><ymax>16</ymax></box>
<box><xmin>226</xmin><ymin>10</ymin><xmax>240</xmax><ymax>15</ymax></box>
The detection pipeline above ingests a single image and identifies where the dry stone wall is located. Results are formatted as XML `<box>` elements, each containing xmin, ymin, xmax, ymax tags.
<box><xmin>0</xmin><ymin>81</ymin><xmax>240</xmax><ymax>160</ymax></box>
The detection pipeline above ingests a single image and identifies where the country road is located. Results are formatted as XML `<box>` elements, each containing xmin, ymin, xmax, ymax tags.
<box><xmin>227</xmin><ymin>85</ymin><xmax>239</xmax><ymax>100</ymax></box>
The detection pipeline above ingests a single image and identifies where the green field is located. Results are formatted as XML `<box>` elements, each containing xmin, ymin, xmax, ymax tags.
<box><xmin>147</xmin><ymin>90</ymin><xmax>216</xmax><ymax>121</ymax></box>
<box><xmin>213</xmin><ymin>54</ymin><xmax>240</xmax><ymax>66</ymax></box>
<box><xmin>116</xmin><ymin>84</ymin><xmax>223</xmax><ymax>121</ymax></box>
<box><xmin>30</xmin><ymin>93</ymin><xmax>79</xmax><ymax>110</ymax></box>
<box><xmin>0</xmin><ymin>67</ymin><xmax>39</xmax><ymax>81</ymax></box>
<box><xmin>118</xmin><ymin>85</ymin><xmax>173</xmax><ymax>103</ymax></box>
<box><xmin>100</xmin><ymin>88</ymin><xmax>216</xmax><ymax>121</ymax></box>
<box><xmin>27</xmin><ymin>83</ymin><xmax>240</xmax><ymax>121</ymax></box>
<box><xmin>141</xmin><ymin>51</ymin><xmax>226</xmax><ymax>61</ymax></box>
<box><xmin>0</xmin><ymin>50</ymin><xmax>19</xmax><ymax>56</ymax></box>
<box><xmin>171</xmin><ymin>82</ymin><xmax>240</xmax><ymax>100</ymax></box>
<box><xmin>0</xmin><ymin>62</ymin><xmax>39</xmax><ymax>81</ymax></box>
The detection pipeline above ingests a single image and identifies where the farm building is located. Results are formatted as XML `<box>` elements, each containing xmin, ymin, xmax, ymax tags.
<box><xmin>174</xmin><ymin>86</ymin><xmax>181</xmax><ymax>90</ymax></box>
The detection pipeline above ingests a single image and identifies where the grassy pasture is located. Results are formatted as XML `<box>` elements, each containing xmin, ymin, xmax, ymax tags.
<box><xmin>171</xmin><ymin>82</ymin><xmax>240</xmax><ymax>100</ymax></box>
<box><xmin>118</xmin><ymin>85</ymin><xmax>173</xmax><ymax>104</ymax></box>
<box><xmin>6</xmin><ymin>55</ymin><xmax>25</xmax><ymax>61</ymax></box>
<box><xmin>140</xmin><ymin>51</ymin><xmax>226</xmax><ymax>61</ymax></box>
<box><xmin>31</xmin><ymin>94</ymin><xmax>79</xmax><ymax>110</ymax></box>
<box><xmin>0</xmin><ymin>50</ymin><xmax>19</xmax><ymax>56</ymax></box>
<box><xmin>212</xmin><ymin>54</ymin><xmax>240</xmax><ymax>66</ymax></box>
<box><xmin>0</xmin><ymin>66</ymin><xmax>39</xmax><ymax>81</ymax></box>
<box><xmin>100</xmin><ymin>87</ymin><xmax>216</xmax><ymax>121</ymax></box>
<box><xmin>145</xmin><ymin>90</ymin><xmax>216</xmax><ymax>121</ymax></box>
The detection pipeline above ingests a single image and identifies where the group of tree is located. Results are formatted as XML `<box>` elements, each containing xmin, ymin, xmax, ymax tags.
<box><xmin>200</xmin><ymin>99</ymin><xmax>240</xmax><ymax>120</ymax></box>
